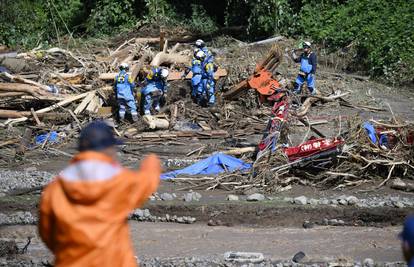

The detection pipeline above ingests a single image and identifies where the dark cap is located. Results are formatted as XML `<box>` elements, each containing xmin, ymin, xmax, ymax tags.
<box><xmin>400</xmin><ymin>216</ymin><xmax>414</xmax><ymax>248</ymax></box>
<box><xmin>78</xmin><ymin>121</ymin><xmax>123</xmax><ymax>152</ymax></box>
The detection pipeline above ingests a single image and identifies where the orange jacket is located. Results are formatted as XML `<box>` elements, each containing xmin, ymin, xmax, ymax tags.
<box><xmin>39</xmin><ymin>151</ymin><xmax>160</xmax><ymax>267</ymax></box>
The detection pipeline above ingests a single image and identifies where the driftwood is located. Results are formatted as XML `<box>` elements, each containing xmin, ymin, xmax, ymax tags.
<box><xmin>1</xmin><ymin>72</ymin><xmax>50</xmax><ymax>92</ymax></box>
<box><xmin>142</xmin><ymin>115</ymin><xmax>170</xmax><ymax>130</ymax></box>
<box><xmin>4</xmin><ymin>91</ymin><xmax>92</xmax><ymax>125</ymax></box>
<box><xmin>150</xmin><ymin>52</ymin><xmax>189</xmax><ymax>67</ymax></box>
<box><xmin>294</xmin><ymin>92</ymin><xmax>350</xmax><ymax>117</ymax></box>
<box><xmin>0</xmin><ymin>83</ymin><xmax>46</xmax><ymax>97</ymax></box>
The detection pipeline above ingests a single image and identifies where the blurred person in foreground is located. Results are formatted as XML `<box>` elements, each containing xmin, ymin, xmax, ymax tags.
<box><xmin>38</xmin><ymin>121</ymin><xmax>161</xmax><ymax>267</ymax></box>
<box><xmin>401</xmin><ymin>216</ymin><xmax>414</xmax><ymax>266</ymax></box>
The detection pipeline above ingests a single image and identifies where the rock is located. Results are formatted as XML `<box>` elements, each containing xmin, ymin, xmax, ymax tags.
<box><xmin>363</xmin><ymin>258</ymin><xmax>374</xmax><ymax>267</ymax></box>
<box><xmin>330</xmin><ymin>199</ymin><xmax>338</xmax><ymax>205</ymax></box>
<box><xmin>337</xmin><ymin>196</ymin><xmax>348</xmax><ymax>205</ymax></box>
<box><xmin>328</xmin><ymin>219</ymin><xmax>338</xmax><ymax>226</ymax></box>
<box><xmin>227</xmin><ymin>194</ymin><xmax>239</xmax><ymax>201</ymax></box>
<box><xmin>132</xmin><ymin>209</ymin><xmax>144</xmax><ymax>218</ymax></box>
<box><xmin>148</xmin><ymin>195</ymin><xmax>156</xmax><ymax>201</ymax></box>
<box><xmin>337</xmin><ymin>219</ymin><xmax>345</xmax><ymax>225</ymax></box>
<box><xmin>246</xmin><ymin>193</ymin><xmax>265</xmax><ymax>202</ymax></box>
<box><xmin>309</xmin><ymin>198</ymin><xmax>318</xmax><ymax>205</ymax></box>
<box><xmin>346</xmin><ymin>196</ymin><xmax>359</xmax><ymax>205</ymax></box>
<box><xmin>319</xmin><ymin>199</ymin><xmax>330</xmax><ymax>205</ymax></box>
<box><xmin>160</xmin><ymin>193</ymin><xmax>174</xmax><ymax>201</ymax></box>
<box><xmin>302</xmin><ymin>221</ymin><xmax>314</xmax><ymax>229</ymax></box>
<box><xmin>283</xmin><ymin>197</ymin><xmax>294</xmax><ymax>203</ymax></box>
<box><xmin>393</xmin><ymin>201</ymin><xmax>405</xmax><ymax>209</ymax></box>
<box><xmin>143</xmin><ymin>209</ymin><xmax>151</xmax><ymax>218</ymax></box>
<box><xmin>294</xmin><ymin>196</ymin><xmax>307</xmax><ymax>205</ymax></box>
<box><xmin>292</xmin><ymin>251</ymin><xmax>306</xmax><ymax>263</ymax></box>
<box><xmin>183</xmin><ymin>191</ymin><xmax>202</xmax><ymax>202</ymax></box>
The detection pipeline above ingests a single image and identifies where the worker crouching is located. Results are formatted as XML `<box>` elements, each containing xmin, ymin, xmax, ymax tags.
<box><xmin>39</xmin><ymin>121</ymin><xmax>161</xmax><ymax>267</ymax></box>
<box><xmin>114</xmin><ymin>63</ymin><xmax>138</xmax><ymax>122</ymax></box>
<box><xmin>291</xmin><ymin>41</ymin><xmax>317</xmax><ymax>95</ymax></box>
<box><xmin>141</xmin><ymin>67</ymin><xmax>169</xmax><ymax>115</ymax></box>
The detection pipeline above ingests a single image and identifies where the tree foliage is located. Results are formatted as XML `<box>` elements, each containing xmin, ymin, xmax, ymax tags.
<box><xmin>299</xmin><ymin>0</ymin><xmax>414</xmax><ymax>84</ymax></box>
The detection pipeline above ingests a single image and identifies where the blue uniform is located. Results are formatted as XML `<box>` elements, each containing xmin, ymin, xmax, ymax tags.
<box><xmin>294</xmin><ymin>52</ymin><xmax>317</xmax><ymax>94</ymax></box>
<box><xmin>190</xmin><ymin>58</ymin><xmax>203</xmax><ymax>98</ymax></box>
<box><xmin>201</xmin><ymin>47</ymin><xmax>214</xmax><ymax>63</ymax></box>
<box><xmin>141</xmin><ymin>67</ymin><xmax>168</xmax><ymax>115</ymax></box>
<box><xmin>114</xmin><ymin>70</ymin><xmax>137</xmax><ymax>119</ymax></box>
<box><xmin>200</xmin><ymin>61</ymin><xmax>215</xmax><ymax>105</ymax></box>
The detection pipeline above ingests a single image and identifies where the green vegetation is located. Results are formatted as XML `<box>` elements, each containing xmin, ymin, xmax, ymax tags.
<box><xmin>0</xmin><ymin>0</ymin><xmax>412</xmax><ymax>84</ymax></box>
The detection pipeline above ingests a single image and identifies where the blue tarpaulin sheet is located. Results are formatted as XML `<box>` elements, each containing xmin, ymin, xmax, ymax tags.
<box><xmin>161</xmin><ymin>153</ymin><xmax>251</xmax><ymax>179</ymax></box>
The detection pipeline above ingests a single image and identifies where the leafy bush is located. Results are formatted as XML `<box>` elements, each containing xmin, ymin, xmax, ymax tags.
<box><xmin>299</xmin><ymin>0</ymin><xmax>414</xmax><ymax>84</ymax></box>
<box><xmin>143</xmin><ymin>0</ymin><xmax>178</xmax><ymax>25</ymax></box>
<box><xmin>246</xmin><ymin>0</ymin><xmax>296</xmax><ymax>37</ymax></box>
<box><xmin>0</xmin><ymin>0</ymin><xmax>82</xmax><ymax>48</ymax></box>
<box><xmin>86</xmin><ymin>0</ymin><xmax>136</xmax><ymax>35</ymax></box>
<box><xmin>187</xmin><ymin>4</ymin><xmax>218</xmax><ymax>34</ymax></box>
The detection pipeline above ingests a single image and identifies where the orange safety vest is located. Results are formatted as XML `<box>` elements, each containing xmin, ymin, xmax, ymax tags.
<box><xmin>39</xmin><ymin>151</ymin><xmax>160</xmax><ymax>267</ymax></box>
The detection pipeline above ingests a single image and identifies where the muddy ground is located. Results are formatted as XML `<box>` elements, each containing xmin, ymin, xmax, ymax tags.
<box><xmin>1</xmin><ymin>37</ymin><xmax>414</xmax><ymax>266</ymax></box>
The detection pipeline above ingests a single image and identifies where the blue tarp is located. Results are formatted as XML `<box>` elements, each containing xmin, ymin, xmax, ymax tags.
<box><xmin>161</xmin><ymin>153</ymin><xmax>251</xmax><ymax>179</ymax></box>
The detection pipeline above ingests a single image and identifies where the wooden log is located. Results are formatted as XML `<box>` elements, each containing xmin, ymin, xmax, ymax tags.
<box><xmin>142</xmin><ymin>115</ymin><xmax>170</xmax><ymax>129</ymax></box>
<box><xmin>1</xmin><ymin>72</ymin><xmax>50</xmax><ymax>92</ymax></box>
<box><xmin>0</xmin><ymin>92</ymin><xmax>25</xmax><ymax>97</ymax></box>
<box><xmin>4</xmin><ymin>91</ymin><xmax>91</xmax><ymax>124</ymax></box>
<box><xmin>130</xmin><ymin>52</ymin><xmax>151</xmax><ymax>82</ymax></box>
<box><xmin>150</xmin><ymin>52</ymin><xmax>190</xmax><ymax>66</ymax></box>
<box><xmin>0</xmin><ymin>109</ymin><xmax>71</xmax><ymax>119</ymax></box>
<box><xmin>0</xmin><ymin>83</ymin><xmax>46</xmax><ymax>97</ymax></box>
<box><xmin>223</xmin><ymin>80</ymin><xmax>249</xmax><ymax>100</ymax></box>
<box><xmin>30</xmin><ymin>108</ymin><xmax>42</xmax><ymax>126</ymax></box>
<box><xmin>74</xmin><ymin>91</ymin><xmax>96</xmax><ymax>114</ymax></box>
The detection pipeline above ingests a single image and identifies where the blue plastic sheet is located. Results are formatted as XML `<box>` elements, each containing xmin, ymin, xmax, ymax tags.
<box><xmin>363</xmin><ymin>122</ymin><xmax>377</xmax><ymax>144</ymax></box>
<box><xmin>161</xmin><ymin>153</ymin><xmax>251</xmax><ymax>179</ymax></box>
<box><xmin>35</xmin><ymin>131</ymin><xmax>59</xmax><ymax>145</ymax></box>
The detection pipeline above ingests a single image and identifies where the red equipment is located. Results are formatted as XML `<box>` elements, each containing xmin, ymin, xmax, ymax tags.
<box><xmin>283</xmin><ymin>137</ymin><xmax>344</xmax><ymax>162</ymax></box>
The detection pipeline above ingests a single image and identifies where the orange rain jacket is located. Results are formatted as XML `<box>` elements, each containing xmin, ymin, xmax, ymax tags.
<box><xmin>39</xmin><ymin>151</ymin><xmax>160</xmax><ymax>267</ymax></box>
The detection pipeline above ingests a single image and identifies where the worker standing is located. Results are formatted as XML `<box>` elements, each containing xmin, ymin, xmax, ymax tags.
<box><xmin>183</xmin><ymin>50</ymin><xmax>206</xmax><ymax>100</ymax></box>
<box><xmin>195</xmin><ymin>39</ymin><xmax>214</xmax><ymax>63</ymax></box>
<box><xmin>114</xmin><ymin>63</ymin><xmax>138</xmax><ymax>122</ymax></box>
<box><xmin>291</xmin><ymin>41</ymin><xmax>317</xmax><ymax>95</ymax></box>
<box><xmin>39</xmin><ymin>121</ymin><xmax>161</xmax><ymax>267</ymax></box>
<box><xmin>201</xmin><ymin>58</ymin><xmax>216</xmax><ymax>107</ymax></box>
<box><xmin>141</xmin><ymin>67</ymin><xmax>169</xmax><ymax>115</ymax></box>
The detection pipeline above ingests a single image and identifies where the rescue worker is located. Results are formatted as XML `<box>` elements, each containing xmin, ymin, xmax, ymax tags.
<box><xmin>201</xmin><ymin>54</ymin><xmax>216</xmax><ymax>106</ymax></box>
<box><xmin>195</xmin><ymin>39</ymin><xmax>214</xmax><ymax>63</ymax></box>
<box><xmin>401</xmin><ymin>216</ymin><xmax>414</xmax><ymax>267</ymax></box>
<box><xmin>141</xmin><ymin>67</ymin><xmax>169</xmax><ymax>115</ymax></box>
<box><xmin>114</xmin><ymin>63</ymin><xmax>138</xmax><ymax>122</ymax></box>
<box><xmin>291</xmin><ymin>41</ymin><xmax>317</xmax><ymax>95</ymax></box>
<box><xmin>182</xmin><ymin>50</ymin><xmax>206</xmax><ymax>99</ymax></box>
<box><xmin>39</xmin><ymin>121</ymin><xmax>160</xmax><ymax>267</ymax></box>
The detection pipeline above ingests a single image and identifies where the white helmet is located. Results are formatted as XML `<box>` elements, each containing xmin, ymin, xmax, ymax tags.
<box><xmin>195</xmin><ymin>39</ymin><xmax>205</xmax><ymax>48</ymax></box>
<box><xmin>119</xmin><ymin>62</ymin><xmax>129</xmax><ymax>70</ymax></box>
<box><xmin>160</xmin><ymin>68</ymin><xmax>169</xmax><ymax>79</ymax></box>
<box><xmin>303</xmin><ymin>41</ymin><xmax>312</xmax><ymax>48</ymax></box>
<box><xmin>195</xmin><ymin>50</ymin><xmax>206</xmax><ymax>60</ymax></box>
